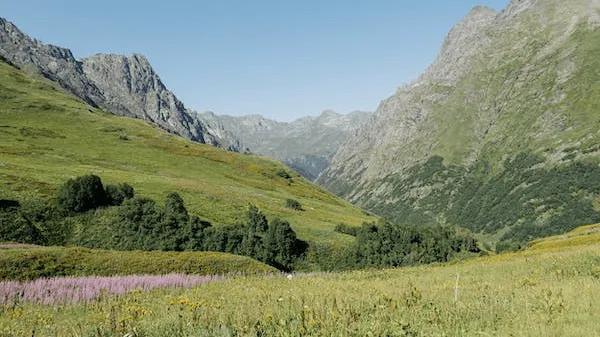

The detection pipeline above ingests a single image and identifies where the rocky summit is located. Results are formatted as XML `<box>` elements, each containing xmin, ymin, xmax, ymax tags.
<box><xmin>0</xmin><ymin>18</ymin><xmax>239</xmax><ymax>150</ymax></box>
<box><xmin>319</xmin><ymin>0</ymin><xmax>600</xmax><ymax>247</ymax></box>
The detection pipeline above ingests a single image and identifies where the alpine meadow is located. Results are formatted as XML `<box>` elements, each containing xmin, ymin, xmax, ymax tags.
<box><xmin>1</xmin><ymin>0</ymin><xmax>600</xmax><ymax>336</ymax></box>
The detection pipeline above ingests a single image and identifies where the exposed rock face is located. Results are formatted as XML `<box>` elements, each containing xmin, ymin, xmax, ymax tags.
<box><xmin>211</xmin><ymin>110</ymin><xmax>372</xmax><ymax>180</ymax></box>
<box><xmin>320</xmin><ymin>0</ymin><xmax>600</xmax><ymax>245</ymax></box>
<box><xmin>0</xmin><ymin>18</ymin><xmax>104</xmax><ymax>106</ymax></box>
<box><xmin>0</xmin><ymin>17</ymin><xmax>238</xmax><ymax>150</ymax></box>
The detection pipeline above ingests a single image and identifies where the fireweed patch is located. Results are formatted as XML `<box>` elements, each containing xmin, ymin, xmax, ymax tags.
<box><xmin>0</xmin><ymin>274</ymin><xmax>222</xmax><ymax>305</ymax></box>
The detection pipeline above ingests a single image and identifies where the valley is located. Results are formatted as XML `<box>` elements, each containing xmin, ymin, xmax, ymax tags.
<box><xmin>1</xmin><ymin>0</ymin><xmax>600</xmax><ymax>335</ymax></box>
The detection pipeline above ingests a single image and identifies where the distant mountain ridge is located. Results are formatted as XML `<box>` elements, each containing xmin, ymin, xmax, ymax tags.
<box><xmin>319</xmin><ymin>0</ymin><xmax>600</xmax><ymax>247</ymax></box>
<box><xmin>0</xmin><ymin>17</ymin><xmax>240</xmax><ymax>150</ymax></box>
<box><xmin>208</xmin><ymin>110</ymin><xmax>372</xmax><ymax>180</ymax></box>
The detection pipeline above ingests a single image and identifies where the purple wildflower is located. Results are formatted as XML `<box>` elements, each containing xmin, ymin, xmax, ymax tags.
<box><xmin>0</xmin><ymin>274</ymin><xmax>222</xmax><ymax>305</ymax></box>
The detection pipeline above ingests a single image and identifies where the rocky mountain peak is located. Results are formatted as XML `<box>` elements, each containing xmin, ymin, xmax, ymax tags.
<box><xmin>0</xmin><ymin>17</ymin><xmax>104</xmax><ymax>106</ymax></box>
<box><xmin>416</xmin><ymin>5</ymin><xmax>497</xmax><ymax>86</ymax></box>
<box><xmin>0</xmin><ymin>17</ymin><xmax>240</xmax><ymax>151</ymax></box>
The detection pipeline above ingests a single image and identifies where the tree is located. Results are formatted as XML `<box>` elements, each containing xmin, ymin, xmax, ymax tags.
<box><xmin>105</xmin><ymin>183</ymin><xmax>135</xmax><ymax>206</ymax></box>
<box><xmin>183</xmin><ymin>216</ymin><xmax>212</xmax><ymax>250</ymax></box>
<box><xmin>263</xmin><ymin>218</ymin><xmax>302</xmax><ymax>270</ymax></box>
<box><xmin>57</xmin><ymin>175</ymin><xmax>107</xmax><ymax>213</ymax></box>
<box><xmin>247</xmin><ymin>204</ymin><xmax>268</xmax><ymax>233</ymax></box>
<box><xmin>115</xmin><ymin>197</ymin><xmax>163</xmax><ymax>250</ymax></box>
<box><xmin>155</xmin><ymin>192</ymin><xmax>189</xmax><ymax>251</ymax></box>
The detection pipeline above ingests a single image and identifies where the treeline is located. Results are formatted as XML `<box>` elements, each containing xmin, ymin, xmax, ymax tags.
<box><xmin>1</xmin><ymin>174</ymin><xmax>481</xmax><ymax>271</ymax></box>
<box><xmin>350</xmin><ymin>222</ymin><xmax>479</xmax><ymax>267</ymax></box>
<box><xmin>0</xmin><ymin>175</ymin><xmax>306</xmax><ymax>271</ymax></box>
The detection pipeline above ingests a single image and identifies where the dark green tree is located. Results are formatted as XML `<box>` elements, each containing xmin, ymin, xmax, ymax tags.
<box><xmin>263</xmin><ymin>218</ymin><xmax>302</xmax><ymax>270</ymax></box>
<box><xmin>247</xmin><ymin>204</ymin><xmax>268</xmax><ymax>232</ymax></box>
<box><xmin>105</xmin><ymin>183</ymin><xmax>135</xmax><ymax>206</ymax></box>
<box><xmin>183</xmin><ymin>215</ymin><xmax>212</xmax><ymax>250</ymax></box>
<box><xmin>156</xmin><ymin>192</ymin><xmax>189</xmax><ymax>251</ymax></box>
<box><xmin>57</xmin><ymin>175</ymin><xmax>107</xmax><ymax>213</ymax></box>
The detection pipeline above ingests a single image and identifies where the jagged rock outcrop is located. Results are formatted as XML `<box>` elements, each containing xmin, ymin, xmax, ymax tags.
<box><xmin>320</xmin><ymin>0</ymin><xmax>600</xmax><ymax>246</ymax></box>
<box><xmin>212</xmin><ymin>110</ymin><xmax>371</xmax><ymax>180</ymax></box>
<box><xmin>0</xmin><ymin>18</ymin><xmax>104</xmax><ymax>106</ymax></box>
<box><xmin>0</xmin><ymin>17</ymin><xmax>238</xmax><ymax>150</ymax></box>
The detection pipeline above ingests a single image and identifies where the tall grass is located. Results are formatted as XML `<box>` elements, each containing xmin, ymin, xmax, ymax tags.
<box><xmin>0</xmin><ymin>274</ymin><xmax>221</xmax><ymax>305</ymax></box>
<box><xmin>1</xmin><ymin>226</ymin><xmax>599</xmax><ymax>337</ymax></box>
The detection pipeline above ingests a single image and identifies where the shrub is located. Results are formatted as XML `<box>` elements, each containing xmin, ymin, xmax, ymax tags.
<box><xmin>0</xmin><ymin>199</ymin><xmax>70</xmax><ymax>246</ymax></box>
<box><xmin>276</xmin><ymin>169</ymin><xmax>292</xmax><ymax>180</ymax></box>
<box><xmin>57</xmin><ymin>175</ymin><xmax>107</xmax><ymax>213</ymax></box>
<box><xmin>263</xmin><ymin>218</ymin><xmax>306</xmax><ymax>270</ymax></box>
<box><xmin>285</xmin><ymin>199</ymin><xmax>303</xmax><ymax>211</ymax></box>
<box><xmin>334</xmin><ymin>223</ymin><xmax>360</xmax><ymax>236</ymax></box>
<box><xmin>105</xmin><ymin>183</ymin><xmax>135</xmax><ymax>206</ymax></box>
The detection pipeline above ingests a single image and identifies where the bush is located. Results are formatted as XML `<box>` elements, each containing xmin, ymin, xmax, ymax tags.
<box><xmin>285</xmin><ymin>199</ymin><xmax>303</xmax><ymax>211</ymax></box>
<box><xmin>105</xmin><ymin>183</ymin><xmax>134</xmax><ymax>206</ymax></box>
<box><xmin>263</xmin><ymin>218</ymin><xmax>306</xmax><ymax>270</ymax></box>
<box><xmin>276</xmin><ymin>169</ymin><xmax>292</xmax><ymax>180</ymax></box>
<box><xmin>57</xmin><ymin>175</ymin><xmax>107</xmax><ymax>213</ymax></box>
<box><xmin>0</xmin><ymin>199</ymin><xmax>70</xmax><ymax>246</ymax></box>
<box><xmin>334</xmin><ymin>223</ymin><xmax>360</xmax><ymax>236</ymax></box>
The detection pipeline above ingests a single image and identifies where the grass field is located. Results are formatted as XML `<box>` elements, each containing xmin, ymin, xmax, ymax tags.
<box><xmin>0</xmin><ymin>60</ymin><xmax>374</xmax><ymax>246</ymax></box>
<box><xmin>0</xmin><ymin>245</ymin><xmax>275</xmax><ymax>280</ymax></box>
<box><xmin>1</xmin><ymin>225</ymin><xmax>598</xmax><ymax>336</ymax></box>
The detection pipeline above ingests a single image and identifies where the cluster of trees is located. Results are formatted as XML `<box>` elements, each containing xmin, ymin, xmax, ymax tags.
<box><xmin>107</xmin><ymin>196</ymin><xmax>306</xmax><ymax>270</ymax></box>
<box><xmin>0</xmin><ymin>199</ymin><xmax>69</xmax><ymax>246</ymax></box>
<box><xmin>1</xmin><ymin>175</ymin><xmax>306</xmax><ymax>271</ymax></box>
<box><xmin>346</xmin><ymin>221</ymin><xmax>480</xmax><ymax>268</ymax></box>
<box><xmin>2</xmin><ymin>174</ymin><xmax>483</xmax><ymax>271</ymax></box>
<box><xmin>57</xmin><ymin>175</ymin><xmax>134</xmax><ymax>212</ymax></box>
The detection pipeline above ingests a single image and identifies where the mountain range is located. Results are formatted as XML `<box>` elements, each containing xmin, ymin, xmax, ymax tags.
<box><xmin>0</xmin><ymin>18</ymin><xmax>369</xmax><ymax>181</ymax></box>
<box><xmin>206</xmin><ymin>110</ymin><xmax>372</xmax><ymax>180</ymax></box>
<box><xmin>0</xmin><ymin>18</ymin><xmax>240</xmax><ymax>150</ymax></box>
<box><xmin>319</xmin><ymin>0</ymin><xmax>600</xmax><ymax>247</ymax></box>
<box><xmin>2</xmin><ymin>0</ymin><xmax>600</xmax><ymax>248</ymax></box>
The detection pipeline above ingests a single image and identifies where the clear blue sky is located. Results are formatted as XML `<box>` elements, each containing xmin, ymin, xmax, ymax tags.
<box><xmin>1</xmin><ymin>0</ymin><xmax>508</xmax><ymax>121</ymax></box>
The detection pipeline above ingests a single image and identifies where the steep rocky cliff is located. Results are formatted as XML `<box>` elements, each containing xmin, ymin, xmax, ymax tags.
<box><xmin>212</xmin><ymin>110</ymin><xmax>371</xmax><ymax>180</ymax></box>
<box><xmin>320</xmin><ymin>0</ymin><xmax>600</xmax><ymax>246</ymax></box>
<box><xmin>0</xmin><ymin>17</ymin><xmax>238</xmax><ymax>150</ymax></box>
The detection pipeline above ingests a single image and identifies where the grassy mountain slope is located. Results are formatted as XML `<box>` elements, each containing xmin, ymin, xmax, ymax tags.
<box><xmin>320</xmin><ymin>0</ymin><xmax>600</xmax><ymax>247</ymax></box>
<box><xmin>0</xmin><ymin>245</ymin><xmax>275</xmax><ymax>280</ymax></box>
<box><xmin>0</xmin><ymin>60</ymin><xmax>374</xmax><ymax>245</ymax></box>
<box><xmin>4</xmin><ymin>224</ymin><xmax>599</xmax><ymax>336</ymax></box>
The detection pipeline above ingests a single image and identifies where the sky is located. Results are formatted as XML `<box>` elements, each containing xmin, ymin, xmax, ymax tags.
<box><xmin>1</xmin><ymin>0</ymin><xmax>509</xmax><ymax>121</ymax></box>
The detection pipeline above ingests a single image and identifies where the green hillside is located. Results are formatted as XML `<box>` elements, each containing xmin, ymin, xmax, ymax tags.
<box><xmin>0</xmin><ymin>245</ymin><xmax>275</xmax><ymax>280</ymax></box>
<box><xmin>0</xmin><ymin>60</ymin><xmax>374</xmax><ymax>246</ymax></box>
<box><xmin>3</xmin><ymin>224</ymin><xmax>599</xmax><ymax>337</ymax></box>
<box><xmin>321</xmin><ymin>1</ymin><xmax>600</xmax><ymax>248</ymax></box>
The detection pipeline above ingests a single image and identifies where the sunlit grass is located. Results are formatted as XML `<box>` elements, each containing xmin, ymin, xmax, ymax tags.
<box><xmin>0</xmin><ymin>61</ymin><xmax>374</xmax><ymax>246</ymax></box>
<box><xmin>1</xmin><ymin>225</ymin><xmax>598</xmax><ymax>336</ymax></box>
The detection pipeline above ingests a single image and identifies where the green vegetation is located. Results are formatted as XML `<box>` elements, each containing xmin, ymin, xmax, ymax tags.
<box><xmin>3</xmin><ymin>174</ymin><xmax>479</xmax><ymax>271</ymax></box>
<box><xmin>0</xmin><ymin>60</ymin><xmax>374</xmax><ymax>248</ymax></box>
<box><xmin>285</xmin><ymin>198</ymin><xmax>303</xmax><ymax>211</ymax></box>
<box><xmin>1</xmin><ymin>175</ymin><xmax>307</xmax><ymax>271</ymax></box>
<box><xmin>334</xmin><ymin>223</ymin><xmax>359</xmax><ymax>236</ymax></box>
<box><xmin>3</xmin><ymin>225</ymin><xmax>599</xmax><ymax>336</ymax></box>
<box><xmin>330</xmin><ymin>22</ymin><xmax>600</xmax><ymax>249</ymax></box>
<box><xmin>0</xmin><ymin>246</ymin><xmax>275</xmax><ymax>280</ymax></box>
<box><xmin>369</xmin><ymin>152</ymin><xmax>600</xmax><ymax>250</ymax></box>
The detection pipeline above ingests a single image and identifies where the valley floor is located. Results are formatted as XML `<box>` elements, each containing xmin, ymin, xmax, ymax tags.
<box><xmin>1</xmin><ymin>226</ymin><xmax>599</xmax><ymax>337</ymax></box>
